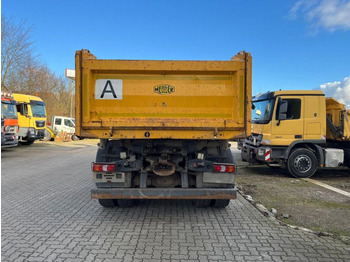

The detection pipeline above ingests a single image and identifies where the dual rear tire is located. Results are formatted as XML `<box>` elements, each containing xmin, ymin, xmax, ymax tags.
<box><xmin>98</xmin><ymin>199</ymin><xmax>136</xmax><ymax>208</ymax></box>
<box><xmin>193</xmin><ymin>199</ymin><xmax>231</xmax><ymax>208</ymax></box>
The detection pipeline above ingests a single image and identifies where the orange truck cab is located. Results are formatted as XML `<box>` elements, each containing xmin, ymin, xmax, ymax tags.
<box><xmin>1</xmin><ymin>91</ymin><xmax>19</xmax><ymax>148</ymax></box>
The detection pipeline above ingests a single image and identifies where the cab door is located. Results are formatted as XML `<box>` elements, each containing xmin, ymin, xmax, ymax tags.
<box><xmin>63</xmin><ymin>118</ymin><xmax>75</xmax><ymax>133</ymax></box>
<box><xmin>303</xmin><ymin>96</ymin><xmax>324</xmax><ymax>140</ymax></box>
<box><xmin>16</xmin><ymin>103</ymin><xmax>31</xmax><ymax>136</ymax></box>
<box><xmin>270</xmin><ymin>96</ymin><xmax>304</xmax><ymax>146</ymax></box>
<box><xmin>53</xmin><ymin>117</ymin><xmax>63</xmax><ymax>133</ymax></box>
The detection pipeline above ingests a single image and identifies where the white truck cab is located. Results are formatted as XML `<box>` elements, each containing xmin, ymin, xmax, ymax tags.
<box><xmin>44</xmin><ymin>116</ymin><xmax>78</xmax><ymax>141</ymax></box>
<box><xmin>52</xmin><ymin>116</ymin><xmax>75</xmax><ymax>134</ymax></box>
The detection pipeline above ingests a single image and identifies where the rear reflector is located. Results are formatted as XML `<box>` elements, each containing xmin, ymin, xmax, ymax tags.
<box><xmin>213</xmin><ymin>164</ymin><xmax>235</xmax><ymax>173</ymax></box>
<box><xmin>265</xmin><ymin>148</ymin><xmax>271</xmax><ymax>162</ymax></box>
<box><xmin>92</xmin><ymin>163</ymin><xmax>116</xmax><ymax>172</ymax></box>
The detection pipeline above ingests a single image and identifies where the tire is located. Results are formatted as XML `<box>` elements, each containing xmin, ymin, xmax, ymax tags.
<box><xmin>287</xmin><ymin>148</ymin><xmax>318</xmax><ymax>178</ymax></box>
<box><xmin>222</xmin><ymin>148</ymin><xmax>234</xmax><ymax>163</ymax></box>
<box><xmin>98</xmin><ymin>199</ymin><xmax>117</xmax><ymax>208</ymax></box>
<box><xmin>42</xmin><ymin>132</ymin><xmax>52</xmax><ymax>141</ymax></box>
<box><xmin>117</xmin><ymin>199</ymin><xmax>136</xmax><ymax>208</ymax></box>
<box><xmin>96</xmin><ymin>140</ymin><xmax>122</xmax><ymax>162</ymax></box>
<box><xmin>71</xmin><ymin>134</ymin><xmax>79</xmax><ymax>141</ymax></box>
<box><xmin>96</xmin><ymin>147</ymin><xmax>108</xmax><ymax>162</ymax></box>
<box><xmin>212</xmin><ymin>199</ymin><xmax>230</xmax><ymax>208</ymax></box>
<box><xmin>193</xmin><ymin>199</ymin><xmax>212</xmax><ymax>208</ymax></box>
<box><xmin>20</xmin><ymin>140</ymin><xmax>35</xmax><ymax>146</ymax></box>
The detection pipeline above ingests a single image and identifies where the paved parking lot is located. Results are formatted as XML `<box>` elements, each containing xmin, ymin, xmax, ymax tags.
<box><xmin>2</xmin><ymin>142</ymin><xmax>350</xmax><ymax>261</ymax></box>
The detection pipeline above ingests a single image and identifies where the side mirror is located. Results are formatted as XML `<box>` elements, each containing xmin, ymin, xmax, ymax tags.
<box><xmin>277</xmin><ymin>99</ymin><xmax>288</xmax><ymax>120</ymax></box>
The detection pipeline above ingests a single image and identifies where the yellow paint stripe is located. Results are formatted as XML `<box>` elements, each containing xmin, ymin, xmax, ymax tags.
<box><xmin>303</xmin><ymin>178</ymin><xmax>350</xmax><ymax>198</ymax></box>
<box><xmin>97</xmin><ymin>113</ymin><xmax>232</xmax><ymax>118</ymax></box>
<box><xmin>96</xmin><ymin>75</ymin><xmax>233</xmax><ymax>81</ymax></box>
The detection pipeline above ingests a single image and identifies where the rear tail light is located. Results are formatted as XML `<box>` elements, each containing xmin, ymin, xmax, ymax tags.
<box><xmin>92</xmin><ymin>163</ymin><xmax>116</xmax><ymax>172</ymax></box>
<box><xmin>213</xmin><ymin>164</ymin><xmax>236</xmax><ymax>173</ymax></box>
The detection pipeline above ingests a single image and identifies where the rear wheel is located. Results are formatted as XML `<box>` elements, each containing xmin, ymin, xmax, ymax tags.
<box><xmin>117</xmin><ymin>199</ymin><xmax>136</xmax><ymax>208</ymax></box>
<box><xmin>71</xmin><ymin>134</ymin><xmax>79</xmax><ymax>141</ymax></box>
<box><xmin>222</xmin><ymin>148</ymin><xmax>234</xmax><ymax>163</ymax></box>
<box><xmin>42</xmin><ymin>132</ymin><xmax>52</xmax><ymax>141</ymax></box>
<box><xmin>193</xmin><ymin>199</ymin><xmax>212</xmax><ymax>208</ymax></box>
<box><xmin>287</xmin><ymin>148</ymin><xmax>318</xmax><ymax>178</ymax></box>
<box><xmin>98</xmin><ymin>199</ymin><xmax>117</xmax><ymax>208</ymax></box>
<box><xmin>212</xmin><ymin>199</ymin><xmax>230</xmax><ymax>208</ymax></box>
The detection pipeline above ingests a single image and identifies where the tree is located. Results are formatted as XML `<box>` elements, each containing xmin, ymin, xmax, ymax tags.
<box><xmin>1</xmin><ymin>16</ymin><xmax>36</xmax><ymax>90</ymax></box>
<box><xmin>1</xmin><ymin>16</ymin><xmax>75</xmax><ymax>121</ymax></box>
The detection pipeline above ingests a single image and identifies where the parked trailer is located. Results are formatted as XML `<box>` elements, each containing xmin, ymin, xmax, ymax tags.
<box><xmin>241</xmin><ymin>90</ymin><xmax>350</xmax><ymax>178</ymax></box>
<box><xmin>76</xmin><ymin>49</ymin><xmax>252</xmax><ymax>207</ymax></box>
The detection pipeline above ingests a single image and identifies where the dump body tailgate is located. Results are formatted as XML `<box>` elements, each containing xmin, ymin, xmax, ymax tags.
<box><xmin>75</xmin><ymin>50</ymin><xmax>251</xmax><ymax>140</ymax></box>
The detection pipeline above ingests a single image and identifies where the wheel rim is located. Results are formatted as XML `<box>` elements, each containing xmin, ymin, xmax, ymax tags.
<box><xmin>293</xmin><ymin>154</ymin><xmax>312</xmax><ymax>173</ymax></box>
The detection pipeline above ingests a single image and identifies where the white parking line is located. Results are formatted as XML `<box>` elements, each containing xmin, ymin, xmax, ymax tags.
<box><xmin>303</xmin><ymin>178</ymin><xmax>350</xmax><ymax>198</ymax></box>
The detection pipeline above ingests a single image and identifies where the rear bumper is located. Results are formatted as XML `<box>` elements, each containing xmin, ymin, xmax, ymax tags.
<box><xmin>242</xmin><ymin>143</ymin><xmax>272</xmax><ymax>162</ymax></box>
<box><xmin>91</xmin><ymin>188</ymin><xmax>236</xmax><ymax>200</ymax></box>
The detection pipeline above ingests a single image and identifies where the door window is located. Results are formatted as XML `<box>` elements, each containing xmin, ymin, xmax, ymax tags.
<box><xmin>64</xmin><ymin>119</ymin><xmax>74</xmax><ymax>127</ymax></box>
<box><xmin>276</xmin><ymin>99</ymin><xmax>301</xmax><ymax>120</ymax></box>
<box><xmin>16</xmin><ymin>103</ymin><xmax>28</xmax><ymax>115</ymax></box>
<box><xmin>55</xmin><ymin>118</ymin><xmax>62</xmax><ymax>125</ymax></box>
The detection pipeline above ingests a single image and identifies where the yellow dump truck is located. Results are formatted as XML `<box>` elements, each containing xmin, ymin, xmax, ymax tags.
<box><xmin>13</xmin><ymin>93</ymin><xmax>46</xmax><ymax>145</ymax></box>
<box><xmin>76</xmin><ymin>49</ymin><xmax>252</xmax><ymax>208</ymax></box>
<box><xmin>241</xmin><ymin>90</ymin><xmax>350</xmax><ymax>178</ymax></box>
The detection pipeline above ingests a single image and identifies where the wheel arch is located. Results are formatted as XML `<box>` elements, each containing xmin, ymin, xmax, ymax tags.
<box><xmin>286</xmin><ymin>141</ymin><xmax>325</xmax><ymax>167</ymax></box>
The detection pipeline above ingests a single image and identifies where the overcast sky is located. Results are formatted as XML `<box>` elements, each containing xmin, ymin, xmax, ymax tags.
<box><xmin>2</xmin><ymin>0</ymin><xmax>350</xmax><ymax>107</ymax></box>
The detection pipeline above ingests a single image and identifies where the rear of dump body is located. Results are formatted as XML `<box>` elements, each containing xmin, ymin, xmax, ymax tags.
<box><xmin>326</xmin><ymin>98</ymin><xmax>350</xmax><ymax>141</ymax></box>
<box><xmin>75</xmin><ymin>50</ymin><xmax>251</xmax><ymax>140</ymax></box>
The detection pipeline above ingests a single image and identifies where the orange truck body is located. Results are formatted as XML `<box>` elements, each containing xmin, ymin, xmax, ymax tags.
<box><xmin>1</xmin><ymin>91</ymin><xmax>19</xmax><ymax>148</ymax></box>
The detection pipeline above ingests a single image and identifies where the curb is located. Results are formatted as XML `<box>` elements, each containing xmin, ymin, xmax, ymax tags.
<box><xmin>237</xmin><ymin>186</ymin><xmax>350</xmax><ymax>245</ymax></box>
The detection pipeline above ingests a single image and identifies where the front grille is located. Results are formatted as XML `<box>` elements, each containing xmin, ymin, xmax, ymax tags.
<box><xmin>36</xmin><ymin>120</ymin><xmax>46</xmax><ymax>128</ymax></box>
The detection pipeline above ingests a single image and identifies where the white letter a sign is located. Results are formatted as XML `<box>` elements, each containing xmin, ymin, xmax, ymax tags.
<box><xmin>95</xmin><ymin>79</ymin><xmax>123</xmax><ymax>100</ymax></box>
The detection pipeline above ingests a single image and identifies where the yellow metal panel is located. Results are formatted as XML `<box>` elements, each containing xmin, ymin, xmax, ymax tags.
<box><xmin>326</xmin><ymin>98</ymin><xmax>350</xmax><ymax>141</ymax></box>
<box><xmin>304</xmin><ymin>96</ymin><xmax>326</xmax><ymax>140</ymax></box>
<box><xmin>75</xmin><ymin>50</ymin><xmax>252</xmax><ymax>140</ymax></box>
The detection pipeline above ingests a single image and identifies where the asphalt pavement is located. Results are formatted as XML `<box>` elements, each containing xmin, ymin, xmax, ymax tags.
<box><xmin>1</xmin><ymin>141</ymin><xmax>350</xmax><ymax>262</ymax></box>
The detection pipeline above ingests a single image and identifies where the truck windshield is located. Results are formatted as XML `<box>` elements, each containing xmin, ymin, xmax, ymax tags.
<box><xmin>251</xmin><ymin>99</ymin><xmax>275</xmax><ymax>124</ymax></box>
<box><xmin>1</xmin><ymin>102</ymin><xmax>18</xmax><ymax>119</ymax></box>
<box><xmin>30</xmin><ymin>100</ymin><xmax>46</xmax><ymax>117</ymax></box>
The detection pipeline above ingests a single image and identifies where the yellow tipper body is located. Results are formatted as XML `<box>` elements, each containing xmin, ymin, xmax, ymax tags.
<box><xmin>75</xmin><ymin>50</ymin><xmax>252</xmax><ymax>140</ymax></box>
<box><xmin>326</xmin><ymin>98</ymin><xmax>350</xmax><ymax>141</ymax></box>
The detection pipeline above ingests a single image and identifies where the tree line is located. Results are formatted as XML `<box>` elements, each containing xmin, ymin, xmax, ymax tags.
<box><xmin>1</xmin><ymin>16</ymin><xmax>75</xmax><ymax>121</ymax></box>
